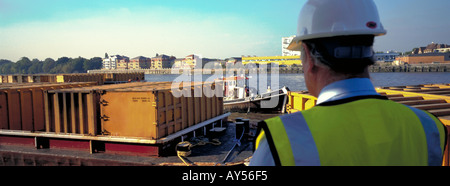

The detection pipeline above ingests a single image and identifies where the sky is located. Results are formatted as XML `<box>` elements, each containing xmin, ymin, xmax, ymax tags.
<box><xmin>0</xmin><ymin>0</ymin><xmax>450</xmax><ymax>61</ymax></box>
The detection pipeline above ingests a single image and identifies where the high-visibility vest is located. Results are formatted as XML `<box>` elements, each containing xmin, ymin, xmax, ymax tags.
<box><xmin>255</xmin><ymin>96</ymin><xmax>447</xmax><ymax>166</ymax></box>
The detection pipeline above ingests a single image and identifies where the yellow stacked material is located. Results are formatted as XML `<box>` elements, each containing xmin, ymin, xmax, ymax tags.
<box><xmin>285</xmin><ymin>91</ymin><xmax>317</xmax><ymax>113</ymax></box>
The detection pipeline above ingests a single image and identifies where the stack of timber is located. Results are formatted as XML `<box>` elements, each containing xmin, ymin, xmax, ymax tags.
<box><xmin>376</xmin><ymin>84</ymin><xmax>450</xmax><ymax>124</ymax></box>
<box><xmin>376</xmin><ymin>84</ymin><xmax>450</xmax><ymax>166</ymax></box>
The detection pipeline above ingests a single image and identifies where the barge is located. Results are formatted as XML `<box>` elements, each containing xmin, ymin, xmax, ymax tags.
<box><xmin>1</xmin><ymin>81</ymin><xmax>450</xmax><ymax>166</ymax></box>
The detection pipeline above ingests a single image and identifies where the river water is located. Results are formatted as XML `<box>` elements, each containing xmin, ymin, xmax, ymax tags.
<box><xmin>145</xmin><ymin>72</ymin><xmax>450</xmax><ymax>92</ymax></box>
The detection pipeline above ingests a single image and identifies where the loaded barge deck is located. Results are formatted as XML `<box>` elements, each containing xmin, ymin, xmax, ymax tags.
<box><xmin>0</xmin><ymin>118</ymin><xmax>254</xmax><ymax>166</ymax></box>
<box><xmin>1</xmin><ymin>82</ymin><xmax>450</xmax><ymax>166</ymax></box>
<box><xmin>0</xmin><ymin>81</ymin><xmax>254</xmax><ymax>166</ymax></box>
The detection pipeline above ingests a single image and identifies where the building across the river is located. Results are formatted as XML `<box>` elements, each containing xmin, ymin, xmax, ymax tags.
<box><xmin>395</xmin><ymin>53</ymin><xmax>450</xmax><ymax>65</ymax></box>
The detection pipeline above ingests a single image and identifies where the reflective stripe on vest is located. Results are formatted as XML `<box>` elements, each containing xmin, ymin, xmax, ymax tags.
<box><xmin>408</xmin><ymin>106</ymin><xmax>443</xmax><ymax>166</ymax></box>
<box><xmin>261</xmin><ymin>113</ymin><xmax>321</xmax><ymax>166</ymax></box>
<box><xmin>262</xmin><ymin>117</ymin><xmax>295</xmax><ymax>166</ymax></box>
<box><xmin>280</xmin><ymin>112</ymin><xmax>321</xmax><ymax>166</ymax></box>
<box><xmin>261</xmin><ymin>98</ymin><xmax>444</xmax><ymax>166</ymax></box>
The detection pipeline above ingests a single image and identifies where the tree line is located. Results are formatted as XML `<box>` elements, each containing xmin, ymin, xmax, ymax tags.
<box><xmin>0</xmin><ymin>56</ymin><xmax>103</xmax><ymax>75</ymax></box>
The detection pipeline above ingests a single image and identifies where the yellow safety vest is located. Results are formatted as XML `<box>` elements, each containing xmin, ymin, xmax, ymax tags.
<box><xmin>255</xmin><ymin>96</ymin><xmax>447</xmax><ymax>166</ymax></box>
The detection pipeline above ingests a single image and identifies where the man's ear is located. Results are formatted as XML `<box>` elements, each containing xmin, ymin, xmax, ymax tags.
<box><xmin>302</xmin><ymin>43</ymin><xmax>316</xmax><ymax>73</ymax></box>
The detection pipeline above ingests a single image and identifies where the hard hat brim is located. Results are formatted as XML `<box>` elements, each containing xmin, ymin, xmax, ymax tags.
<box><xmin>287</xmin><ymin>37</ymin><xmax>302</xmax><ymax>51</ymax></box>
<box><xmin>287</xmin><ymin>30</ymin><xmax>387</xmax><ymax>51</ymax></box>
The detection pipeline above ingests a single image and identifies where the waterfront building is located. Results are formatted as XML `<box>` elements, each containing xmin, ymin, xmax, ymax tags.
<box><xmin>204</xmin><ymin>59</ymin><xmax>226</xmax><ymax>69</ymax></box>
<box><xmin>103</xmin><ymin>55</ymin><xmax>129</xmax><ymax>70</ymax></box>
<box><xmin>412</xmin><ymin>42</ymin><xmax>450</xmax><ymax>54</ymax></box>
<box><xmin>130</xmin><ymin>56</ymin><xmax>151</xmax><ymax>69</ymax></box>
<box><xmin>172</xmin><ymin>54</ymin><xmax>215</xmax><ymax>69</ymax></box>
<box><xmin>395</xmin><ymin>53</ymin><xmax>450</xmax><ymax>65</ymax></box>
<box><xmin>184</xmin><ymin>54</ymin><xmax>199</xmax><ymax>68</ymax></box>
<box><xmin>242</xmin><ymin>56</ymin><xmax>302</xmax><ymax>66</ymax></box>
<box><xmin>226</xmin><ymin>57</ymin><xmax>242</xmax><ymax>65</ymax></box>
<box><xmin>282</xmin><ymin>36</ymin><xmax>301</xmax><ymax>56</ymax></box>
<box><xmin>173</xmin><ymin>54</ymin><xmax>198</xmax><ymax>69</ymax></box>
<box><xmin>435</xmin><ymin>48</ymin><xmax>450</xmax><ymax>53</ymax></box>
<box><xmin>102</xmin><ymin>58</ymin><xmax>113</xmax><ymax>70</ymax></box>
<box><xmin>173</xmin><ymin>58</ymin><xmax>185</xmax><ymax>69</ymax></box>
<box><xmin>374</xmin><ymin>51</ymin><xmax>400</xmax><ymax>64</ymax></box>
<box><xmin>151</xmin><ymin>54</ymin><xmax>176</xmax><ymax>69</ymax></box>
<box><xmin>117</xmin><ymin>58</ymin><xmax>130</xmax><ymax>70</ymax></box>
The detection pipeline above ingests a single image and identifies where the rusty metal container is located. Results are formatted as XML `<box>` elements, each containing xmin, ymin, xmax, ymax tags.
<box><xmin>0</xmin><ymin>75</ymin><xmax>7</xmax><ymax>83</ymax></box>
<box><xmin>0</xmin><ymin>82</ymin><xmax>98</xmax><ymax>132</ymax></box>
<box><xmin>0</xmin><ymin>75</ymin><xmax>48</xmax><ymax>83</ymax></box>
<box><xmin>57</xmin><ymin>74</ymin><xmax>105</xmax><ymax>85</ymax></box>
<box><xmin>38</xmin><ymin>74</ymin><xmax>58</xmax><ymax>83</ymax></box>
<box><xmin>7</xmin><ymin>75</ymin><xmax>21</xmax><ymax>83</ymax></box>
<box><xmin>90</xmin><ymin>72</ymin><xmax>146</xmax><ymax>82</ymax></box>
<box><xmin>98</xmin><ymin>82</ymin><xmax>223</xmax><ymax>140</ymax></box>
<box><xmin>1</xmin><ymin>81</ymin><xmax>227</xmax><ymax>157</ymax></box>
<box><xmin>44</xmin><ymin>82</ymin><xmax>147</xmax><ymax>135</ymax></box>
<box><xmin>45</xmin><ymin>90</ymin><xmax>99</xmax><ymax>135</ymax></box>
<box><xmin>108</xmin><ymin>72</ymin><xmax>145</xmax><ymax>82</ymax></box>
<box><xmin>0</xmin><ymin>90</ymin><xmax>8</xmax><ymax>129</ymax></box>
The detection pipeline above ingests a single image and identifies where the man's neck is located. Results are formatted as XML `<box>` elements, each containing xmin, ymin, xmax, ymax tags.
<box><xmin>313</xmin><ymin>67</ymin><xmax>371</xmax><ymax>97</ymax></box>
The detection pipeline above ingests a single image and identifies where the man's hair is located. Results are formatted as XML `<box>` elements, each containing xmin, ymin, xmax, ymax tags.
<box><xmin>302</xmin><ymin>35</ymin><xmax>375</xmax><ymax>74</ymax></box>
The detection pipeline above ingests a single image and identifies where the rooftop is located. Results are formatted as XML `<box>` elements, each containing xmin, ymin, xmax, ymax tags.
<box><xmin>131</xmin><ymin>56</ymin><xmax>149</xmax><ymax>60</ymax></box>
<box><xmin>409</xmin><ymin>53</ymin><xmax>450</xmax><ymax>57</ymax></box>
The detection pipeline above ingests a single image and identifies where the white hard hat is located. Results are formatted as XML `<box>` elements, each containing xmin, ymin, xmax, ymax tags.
<box><xmin>288</xmin><ymin>0</ymin><xmax>387</xmax><ymax>51</ymax></box>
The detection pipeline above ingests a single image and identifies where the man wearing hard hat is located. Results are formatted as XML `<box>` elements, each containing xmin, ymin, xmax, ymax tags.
<box><xmin>250</xmin><ymin>0</ymin><xmax>447</xmax><ymax>166</ymax></box>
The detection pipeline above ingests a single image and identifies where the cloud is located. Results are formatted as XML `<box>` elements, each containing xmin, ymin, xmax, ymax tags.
<box><xmin>0</xmin><ymin>6</ymin><xmax>277</xmax><ymax>61</ymax></box>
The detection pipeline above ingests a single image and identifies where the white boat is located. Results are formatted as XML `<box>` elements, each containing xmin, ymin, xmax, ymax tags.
<box><xmin>219</xmin><ymin>76</ymin><xmax>290</xmax><ymax>113</ymax></box>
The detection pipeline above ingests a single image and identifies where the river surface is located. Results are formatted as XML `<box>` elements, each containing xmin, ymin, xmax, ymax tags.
<box><xmin>145</xmin><ymin>72</ymin><xmax>450</xmax><ymax>92</ymax></box>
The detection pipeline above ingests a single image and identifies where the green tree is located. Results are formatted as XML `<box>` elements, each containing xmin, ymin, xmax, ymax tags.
<box><xmin>70</xmin><ymin>57</ymin><xmax>86</xmax><ymax>73</ymax></box>
<box><xmin>0</xmin><ymin>59</ymin><xmax>13</xmax><ymax>74</ymax></box>
<box><xmin>28</xmin><ymin>59</ymin><xmax>43</xmax><ymax>74</ymax></box>
<box><xmin>9</xmin><ymin>64</ymin><xmax>18</xmax><ymax>74</ymax></box>
<box><xmin>1</xmin><ymin>62</ymin><xmax>13</xmax><ymax>74</ymax></box>
<box><xmin>0</xmin><ymin>59</ymin><xmax>12</xmax><ymax>66</ymax></box>
<box><xmin>42</xmin><ymin>58</ymin><xmax>56</xmax><ymax>73</ymax></box>
<box><xmin>15</xmin><ymin>57</ymin><xmax>32</xmax><ymax>74</ymax></box>
<box><xmin>56</xmin><ymin>57</ymin><xmax>70</xmax><ymax>65</ymax></box>
<box><xmin>49</xmin><ymin>64</ymin><xmax>62</xmax><ymax>74</ymax></box>
<box><xmin>84</xmin><ymin>57</ymin><xmax>103</xmax><ymax>71</ymax></box>
<box><xmin>61</xmin><ymin>63</ymin><xmax>74</xmax><ymax>73</ymax></box>
<box><xmin>0</xmin><ymin>56</ymin><xmax>103</xmax><ymax>74</ymax></box>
